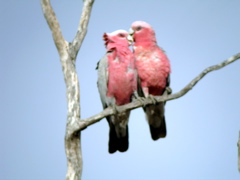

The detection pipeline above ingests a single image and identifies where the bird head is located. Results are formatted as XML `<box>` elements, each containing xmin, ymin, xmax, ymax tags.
<box><xmin>128</xmin><ymin>21</ymin><xmax>156</xmax><ymax>44</ymax></box>
<box><xmin>103</xmin><ymin>30</ymin><xmax>130</xmax><ymax>49</ymax></box>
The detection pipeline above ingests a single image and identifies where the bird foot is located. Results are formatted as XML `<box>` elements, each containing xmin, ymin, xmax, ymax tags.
<box><xmin>111</xmin><ymin>104</ymin><xmax>119</xmax><ymax>115</ymax></box>
<box><xmin>138</xmin><ymin>97</ymin><xmax>147</xmax><ymax>106</ymax></box>
<box><xmin>148</xmin><ymin>95</ymin><xmax>158</xmax><ymax>105</ymax></box>
<box><xmin>133</xmin><ymin>91</ymin><xmax>146</xmax><ymax>106</ymax></box>
<box><xmin>165</xmin><ymin>87</ymin><xmax>172</xmax><ymax>95</ymax></box>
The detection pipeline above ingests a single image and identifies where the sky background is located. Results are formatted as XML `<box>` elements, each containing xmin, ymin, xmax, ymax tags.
<box><xmin>1</xmin><ymin>0</ymin><xmax>240</xmax><ymax>179</ymax></box>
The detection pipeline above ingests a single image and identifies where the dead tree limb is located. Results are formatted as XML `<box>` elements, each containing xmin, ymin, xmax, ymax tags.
<box><xmin>73</xmin><ymin>53</ymin><xmax>240</xmax><ymax>134</ymax></box>
<box><xmin>40</xmin><ymin>0</ymin><xmax>94</xmax><ymax>179</ymax></box>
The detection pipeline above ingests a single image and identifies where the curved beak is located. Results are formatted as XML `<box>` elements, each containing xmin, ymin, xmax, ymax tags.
<box><xmin>127</xmin><ymin>28</ymin><xmax>134</xmax><ymax>45</ymax></box>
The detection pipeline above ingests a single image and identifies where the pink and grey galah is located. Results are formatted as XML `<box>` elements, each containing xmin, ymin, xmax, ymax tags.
<box><xmin>128</xmin><ymin>21</ymin><xmax>171</xmax><ymax>140</ymax></box>
<box><xmin>97</xmin><ymin>30</ymin><xmax>136</xmax><ymax>153</ymax></box>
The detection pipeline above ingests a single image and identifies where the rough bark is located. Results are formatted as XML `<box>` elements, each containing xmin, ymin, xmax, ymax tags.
<box><xmin>40</xmin><ymin>0</ymin><xmax>94</xmax><ymax>179</ymax></box>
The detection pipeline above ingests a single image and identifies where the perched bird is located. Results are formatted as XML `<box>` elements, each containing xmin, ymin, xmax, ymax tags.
<box><xmin>97</xmin><ymin>30</ymin><xmax>136</xmax><ymax>153</ymax></box>
<box><xmin>128</xmin><ymin>21</ymin><xmax>171</xmax><ymax>140</ymax></box>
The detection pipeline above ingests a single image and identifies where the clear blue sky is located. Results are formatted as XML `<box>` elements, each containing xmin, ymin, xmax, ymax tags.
<box><xmin>1</xmin><ymin>0</ymin><xmax>240</xmax><ymax>179</ymax></box>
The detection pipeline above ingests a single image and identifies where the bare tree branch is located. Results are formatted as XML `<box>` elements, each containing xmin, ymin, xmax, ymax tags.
<box><xmin>166</xmin><ymin>52</ymin><xmax>240</xmax><ymax>100</ymax></box>
<box><xmin>69</xmin><ymin>0</ymin><xmax>94</xmax><ymax>59</ymax></box>
<box><xmin>40</xmin><ymin>0</ymin><xmax>67</xmax><ymax>57</ymax></box>
<box><xmin>72</xmin><ymin>53</ymin><xmax>240</xmax><ymax>134</ymax></box>
<box><xmin>41</xmin><ymin>0</ymin><xmax>95</xmax><ymax>179</ymax></box>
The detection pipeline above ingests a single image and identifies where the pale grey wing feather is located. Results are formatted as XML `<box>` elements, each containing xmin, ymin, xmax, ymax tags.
<box><xmin>97</xmin><ymin>53</ymin><xmax>115</xmax><ymax>108</ymax></box>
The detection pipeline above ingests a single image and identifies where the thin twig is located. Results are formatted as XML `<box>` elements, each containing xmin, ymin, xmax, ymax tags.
<box><xmin>69</xmin><ymin>0</ymin><xmax>94</xmax><ymax>59</ymax></box>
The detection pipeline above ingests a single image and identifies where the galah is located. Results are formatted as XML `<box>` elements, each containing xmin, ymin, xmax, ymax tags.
<box><xmin>97</xmin><ymin>30</ymin><xmax>136</xmax><ymax>153</ymax></box>
<box><xmin>128</xmin><ymin>21</ymin><xmax>171</xmax><ymax>140</ymax></box>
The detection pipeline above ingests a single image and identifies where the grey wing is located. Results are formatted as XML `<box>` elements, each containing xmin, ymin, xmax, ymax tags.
<box><xmin>97</xmin><ymin>54</ymin><xmax>115</xmax><ymax>108</ymax></box>
<box><xmin>97</xmin><ymin>54</ymin><xmax>108</xmax><ymax>108</ymax></box>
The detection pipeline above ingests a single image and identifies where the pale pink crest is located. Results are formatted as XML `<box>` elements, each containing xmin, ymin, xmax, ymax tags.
<box><xmin>103</xmin><ymin>30</ymin><xmax>129</xmax><ymax>50</ymax></box>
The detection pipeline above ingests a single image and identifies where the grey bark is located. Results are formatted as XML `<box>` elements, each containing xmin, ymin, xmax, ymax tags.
<box><xmin>40</xmin><ymin>0</ymin><xmax>94</xmax><ymax>179</ymax></box>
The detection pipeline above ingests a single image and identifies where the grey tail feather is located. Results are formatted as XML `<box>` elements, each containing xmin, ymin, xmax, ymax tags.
<box><xmin>149</xmin><ymin>116</ymin><xmax>166</xmax><ymax>140</ymax></box>
<box><xmin>107</xmin><ymin>116</ymin><xmax>129</xmax><ymax>154</ymax></box>
<box><xmin>144</xmin><ymin>102</ymin><xmax>167</xmax><ymax>140</ymax></box>
<box><xmin>117</xmin><ymin>125</ymin><xmax>129</xmax><ymax>152</ymax></box>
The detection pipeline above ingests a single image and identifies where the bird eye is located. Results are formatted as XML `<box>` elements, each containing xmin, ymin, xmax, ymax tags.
<box><xmin>136</xmin><ymin>26</ymin><xmax>142</xmax><ymax>31</ymax></box>
<box><xmin>119</xmin><ymin>33</ymin><xmax>125</xmax><ymax>38</ymax></box>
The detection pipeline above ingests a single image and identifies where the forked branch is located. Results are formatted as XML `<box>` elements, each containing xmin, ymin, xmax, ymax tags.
<box><xmin>41</xmin><ymin>0</ymin><xmax>95</xmax><ymax>179</ymax></box>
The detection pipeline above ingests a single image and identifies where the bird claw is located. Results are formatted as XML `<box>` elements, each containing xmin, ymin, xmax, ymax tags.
<box><xmin>132</xmin><ymin>91</ymin><xmax>139</xmax><ymax>100</ymax></box>
<box><xmin>165</xmin><ymin>87</ymin><xmax>172</xmax><ymax>95</ymax></box>
<box><xmin>132</xmin><ymin>91</ymin><xmax>147</xmax><ymax>106</ymax></box>
<box><xmin>138</xmin><ymin>97</ymin><xmax>147</xmax><ymax>106</ymax></box>
<box><xmin>148</xmin><ymin>95</ymin><xmax>158</xmax><ymax>105</ymax></box>
<box><xmin>132</xmin><ymin>91</ymin><xmax>144</xmax><ymax>104</ymax></box>
<box><xmin>112</xmin><ymin>104</ymin><xmax>119</xmax><ymax>115</ymax></box>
